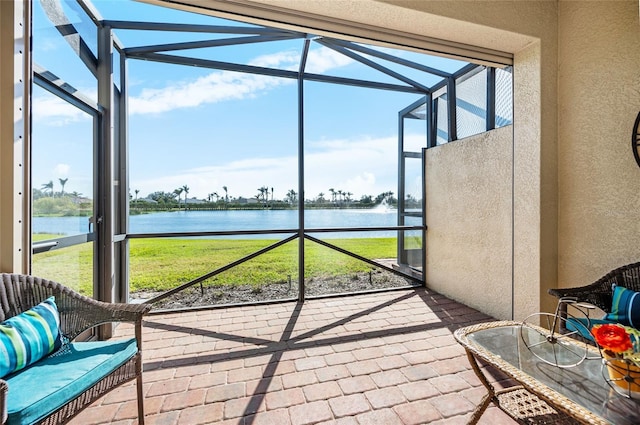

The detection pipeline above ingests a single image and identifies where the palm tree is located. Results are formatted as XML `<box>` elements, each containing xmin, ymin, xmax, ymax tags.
<box><xmin>257</xmin><ymin>186</ymin><xmax>269</xmax><ymax>206</ymax></box>
<box><xmin>271</xmin><ymin>187</ymin><xmax>274</xmax><ymax>202</ymax></box>
<box><xmin>182</xmin><ymin>185</ymin><xmax>189</xmax><ymax>208</ymax></box>
<box><xmin>41</xmin><ymin>181</ymin><xmax>54</xmax><ymax>197</ymax></box>
<box><xmin>223</xmin><ymin>186</ymin><xmax>228</xmax><ymax>202</ymax></box>
<box><xmin>360</xmin><ymin>194</ymin><xmax>373</xmax><ymax>204</ymax></box>
<box><xmin>134</xmin><ymin>189</ymin><xmax>139</xmax><ymax>202</ymax></box>
<box><xmin>376</xmin><ymin>191</ymin><xmax>394</xmax><ymax>205</ymax></box>
<box><xmin>173</xmin><ymin>188</ymin><xmax>183</xmax><ymax>205</ymax></box>
<box><xmin>317</xmin><ymin>192</ymin><xmax>325</xmax><ymax>203</ymax></box>
<box><xmin>285</xmin><ymin>189</ymin><xmax>297</xmax><ymax>204</ymax></box>
<box><xmin>58</xmin><ymin>178</ymin><xmax>68</xmax><ymax>196</ymax></box>
<box><xmin>329</xmin><ymin>188</ymin><xmax>335</xmax><ymax>203</ymax></box>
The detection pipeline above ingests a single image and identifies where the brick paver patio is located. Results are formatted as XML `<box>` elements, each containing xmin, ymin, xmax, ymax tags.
<box><xmin>69</xmin><ymin>287</ymin><xmax>518</xmax><ymax>424</ymax></box>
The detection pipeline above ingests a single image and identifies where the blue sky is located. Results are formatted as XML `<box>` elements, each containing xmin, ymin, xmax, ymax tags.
<box><xmin>31</xmin><ymin>0</ymin><xmax>470</xmax><ymax>202</ymax></box>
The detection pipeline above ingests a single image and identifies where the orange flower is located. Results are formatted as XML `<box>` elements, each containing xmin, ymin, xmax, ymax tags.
<box><xmin>592</xmin><ymin>324</ymin><xmax>633</xmax><ymax>353</ymax></box>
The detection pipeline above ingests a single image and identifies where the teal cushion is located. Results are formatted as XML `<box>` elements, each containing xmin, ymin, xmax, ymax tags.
<box><xmin>566</xmin><ymin>317</ymin><xmax>615</xmax><ymax>341</ymax></box>
<box><xmin>605</xmin><ymin>285</ymin><xmax>640</xmax><ymax>328</ymax></box>
<box><xmin>0</xmin><ymin>297</ymin><xmax>62</xmax><ymax>378</ymax></box>
<box><xmin>5</xmin><ymin>338</ymin><xmax>138</xmax><ymax>425</ymax></box>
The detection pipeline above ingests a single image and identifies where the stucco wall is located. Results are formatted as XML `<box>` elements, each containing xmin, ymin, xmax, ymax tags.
<box><xmin>557</xmin><ymin>2</ymin><xmax>640</xmax><ymax>288</ymax></box>
<box><xmin>425</xmin><ymin>126</ymin><xmax>513</xmax><ymax>319</ymax></box>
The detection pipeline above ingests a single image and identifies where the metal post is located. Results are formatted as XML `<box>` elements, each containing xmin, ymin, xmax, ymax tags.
<box><xmin>297</xmin><ymin>38</ymin><xmax>311</xmax><ymax>303</ymax></box>
<box><xmin>486</xmin><ymin>67</ymin><xmax>496</xmax><ymax>131</ymax></box>
<box><xmin>447</xmin><ymin>77</ymin><xmax>457</xmax><ymax>142</ymax></box>
<box><xmin>97</xmin><ymin>25</ymin><xmax>115</xmax><ymax>337</ymax></box>
<box><xmin>427</xmin><ymin>93</ymin><xmax>435</xmax><ymax>148</ymax></box>
<box><xmin>397</xmin><ymin>110</ymin><xmax>405</xmax><ymax>264</ymax></box>
<box><xmin>422</xmin><ymin>147</ymin><xmax>427</xmax><ymax>287</ymax></box>
<box><xmin>116</xmin><ymin>46</ymin><xmax>130</xmax><ymax>303</ymax></box>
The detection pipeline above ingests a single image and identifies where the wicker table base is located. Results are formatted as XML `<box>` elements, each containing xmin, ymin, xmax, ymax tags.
<box><xmin>464</xmin><ymin>351</ymin><xmax>577</xmax><ymax>425</ymax></box>
<box><xmin>455</xmin><ymin>321</ymin><xmax>640</xmax><ymax>425</ymax></box>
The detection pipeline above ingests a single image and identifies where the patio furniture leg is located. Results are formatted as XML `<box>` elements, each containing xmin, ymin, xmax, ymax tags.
<box><xmin>464</xmin><ymin>350</ymin><xmax>495</xmax><ymax>424</ymax></box>
<box><xmin>136</xmin><ymin>373</ymin><xmax>145</xmax><ymax>425</ymax></box>
<box><xmin>135</xmin><ymin>320</ymin><xmax>146</xmax><ymax>425</ymax></box>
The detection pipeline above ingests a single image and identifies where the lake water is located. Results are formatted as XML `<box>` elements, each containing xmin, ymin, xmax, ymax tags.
<box><xmin>33</xmin><ymin>207</ymin><xmax>421</xmax><ymax>239</ymax></box>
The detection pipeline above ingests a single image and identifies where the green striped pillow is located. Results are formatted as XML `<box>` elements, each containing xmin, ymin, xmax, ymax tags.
<box><xmin>0</xmin><ymin>297</ymin><xmax>62</xmax><ymax>378</ymax></box>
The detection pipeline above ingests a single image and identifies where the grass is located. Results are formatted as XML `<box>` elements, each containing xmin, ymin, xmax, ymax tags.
<box><xmin>32</xmin><ymin>236</ymin><xmax>397</xmax><ymax>296</ymax></box>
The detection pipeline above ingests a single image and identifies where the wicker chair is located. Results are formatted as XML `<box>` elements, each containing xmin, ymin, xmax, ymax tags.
<box><xmin>548</xmin><ymin>262</ymin><xmax>640</xmax><ymax>336</ymax></box>
<box><xmin>0</xmin><ymin>273</ymin><xmax>151</xmax><ymax>425</ymax></box>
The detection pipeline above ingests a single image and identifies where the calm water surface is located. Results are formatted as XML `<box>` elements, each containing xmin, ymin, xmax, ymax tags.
<box><xmin>32</xmin><ymin>207</ymin><xmax>418</xmax><ymax>239</ymax></box>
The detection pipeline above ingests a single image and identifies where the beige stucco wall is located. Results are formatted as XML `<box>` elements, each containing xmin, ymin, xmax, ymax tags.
<box><xmin>557</xmin><ymin>2</ymin><xmax>640</xmax><ymax>288</ymax></box>
<box><xmin>425</xmin><ymin>126</ymin><xmax>513</xmax><ymax>319</ymax></box>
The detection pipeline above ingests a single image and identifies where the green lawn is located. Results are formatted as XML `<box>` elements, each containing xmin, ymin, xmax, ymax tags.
<box><xmin>32</xmin><ymin>237</ymin><xmax>397</xmax><ymax>296</ymax></box>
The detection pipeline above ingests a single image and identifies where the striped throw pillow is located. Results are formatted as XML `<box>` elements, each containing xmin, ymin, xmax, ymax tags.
<box><xmin>605</xmin><ymin>285</ymin><xmax>640</xmax><ymax>328</ymax></box>
<box><xmin>0</xmin><ymin>297</ymin><xmax>62</xmax><ymax>378</ymax></box>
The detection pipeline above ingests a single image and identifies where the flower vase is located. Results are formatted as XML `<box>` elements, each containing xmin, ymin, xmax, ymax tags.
<box><xmin>603</xmin><ymin>352</ymin><xmax>640</xmax><ymax>395</ymax></box>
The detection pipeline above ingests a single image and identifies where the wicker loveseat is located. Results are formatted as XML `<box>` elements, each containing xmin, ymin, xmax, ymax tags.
<box><xmin>0</xmin><ymin>273</ymin><xmax>151</xmax><ymax>425</ymax></box>
<box><xmin>548</xmin><ymin>262</ymin><xmax>640</xmax><ymax>337</ymax></box>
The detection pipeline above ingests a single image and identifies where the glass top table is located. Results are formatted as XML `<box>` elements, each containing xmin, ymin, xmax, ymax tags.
<box><xmin>454</xmin><ymin>321</ymin><xmax>640</xmax><ymax>425</ymax></box>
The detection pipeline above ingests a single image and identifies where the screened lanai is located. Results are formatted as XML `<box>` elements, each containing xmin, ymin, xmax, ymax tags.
<box><xmin>30</xmin><ymin>0</ymin><xmax>513</xmax><ymax>315</ymax></box>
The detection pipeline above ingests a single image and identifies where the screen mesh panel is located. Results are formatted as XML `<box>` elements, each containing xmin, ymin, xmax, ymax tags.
<box><xmin>436</xmin><ymin>95</ymin><xmax>449</xmax><ymax>145</ymax></box>
<box><xmin>456</xmin><ymin>69</ymin><xmax>487</xmax><ymax>139</ymax></box>
<box><xmin>496</xmin><ymin>66</ymin><xmax>513</xmax><ymax>127</ymax></box>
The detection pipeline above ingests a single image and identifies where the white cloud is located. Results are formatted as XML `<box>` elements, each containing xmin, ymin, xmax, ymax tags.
<box><xmin>305</xmin><ymin>46</ymin><xmax>354</xmax><ymax>73</ymax></box>
<box><xmin>132</xmin><ymin>134</ymin><xmax>407</xmax><ymax>202</ymax></box>
<box><xmin>32</xmin><ymin>45</ymin><xmax>355</xmax><ymax>123</ymax></box>
<box><xmin>129</xmin><ymin>71</ymin><xmax>287</xmax><ymax>115</ymax></box>
<box><xmin>53</xmin><ymin>164</ymin><xmax>70</xmax><ymax>177</ymax></box>
<box><xmin>248</xmin><ymin>50</ymin><xmax>299</xmax><ymax>69</ymax></box>
<box><xmin>341</xmin><ymin>172</ymin><xmax>377</xmax><ymax>197</ymax></box>
<box><xmin>128</xmin><ymin>46</ymin><xmax>353</xmax><ymax>115</ymax></box>
<box><xmin>32</xmin><ymin>95</ymin><xmax>90</xmax><ymax>126</ymax></box>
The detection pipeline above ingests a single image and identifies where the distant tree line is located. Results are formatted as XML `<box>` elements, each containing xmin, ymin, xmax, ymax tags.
<box><xmin>131</xmin><ymin>186</ymin><xmax>406</xmax><ymax>211</ymax></box>
<box><xmin>32</xmin><ymin>177</ymin><xmax>423</xmax><ymax>216</ymax></box>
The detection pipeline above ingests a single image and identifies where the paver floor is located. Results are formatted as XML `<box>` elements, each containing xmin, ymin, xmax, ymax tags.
<box><xmin>69</xmin><ymin>287</ymin><xmax>519</xmax><ymax>424</ymax></box>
